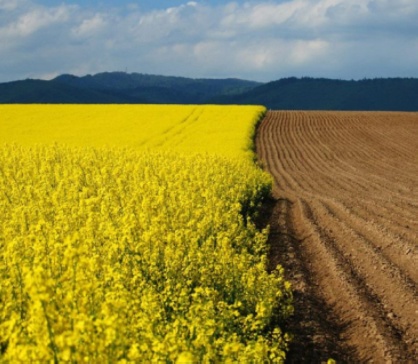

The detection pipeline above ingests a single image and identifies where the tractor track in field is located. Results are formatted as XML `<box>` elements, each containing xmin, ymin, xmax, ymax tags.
<box><xmin>256</xmin><ymin>111</ymin><xmax>418</xmax><ymax>363</ymax></box>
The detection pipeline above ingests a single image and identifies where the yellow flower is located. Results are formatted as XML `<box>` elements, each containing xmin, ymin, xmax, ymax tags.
<box><xmin>176</xmin><ymin>351</ymin><xmax>195</xmax><ymax>364</ymax></box>
<box><xmin>0</xmin><ymin>105</ymin><xmax>291</xmax><ymax>363</ymax></box>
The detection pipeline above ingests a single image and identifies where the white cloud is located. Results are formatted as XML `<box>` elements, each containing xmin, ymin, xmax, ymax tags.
<box><xmin>71</xmin><ymin>13</ymin><xmax>108</xmax><ymax>38</ymax></box>
<box><xmin>0</xmin><ymin>0</ymin><xmax>27</xmax><ymax>11</ymax></box>
<box><xmin>1</xmin><ymin>4</ymin><xmax>74</xmax><ymax>41</ymax></box>
<box><xmin>1</xmin><ymin>0</ymin><xmax>418</xmax><ymax>82</ymax></box>
<box><xmin>221</xmin><ymin>1</ymin><xmax>305</xmax><ymax>29</ymax></box>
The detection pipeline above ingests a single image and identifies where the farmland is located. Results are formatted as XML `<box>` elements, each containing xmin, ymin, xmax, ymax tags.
<box><xmin>0</xmin><ymin>105</ymin><xmax>293</xmax><ymax>362</ymax></box>
<box><xmin>2</xmin><ymin>105</ymin><xmax>417</xmax><ymax>362</ymax></box>
<box><xmin>0</xmin><ymin>105</ymin><xmax>262</xmax><ymax>158</ymax></box>
<box><xmin>256</xmin><ymin>111</ymin><xmax>418</xmax><ymax>363</ymax></box>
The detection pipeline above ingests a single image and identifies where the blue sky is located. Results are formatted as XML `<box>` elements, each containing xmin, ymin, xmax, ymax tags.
<box><xmin>1</xmin><ymin>0</ymin><xmax>418</xmax><ymax>82</ymax></box>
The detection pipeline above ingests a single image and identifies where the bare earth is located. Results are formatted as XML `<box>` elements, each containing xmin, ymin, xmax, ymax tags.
<box><xmin>256</xmin><ymin>111</ymin><xmax>418</xmax><ymax>363</ymax></box>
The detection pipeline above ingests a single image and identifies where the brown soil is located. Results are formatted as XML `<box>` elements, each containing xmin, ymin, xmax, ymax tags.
<box><xmin>256</xmin><ymin>111</ymin><xmax>418</xmax><ymax>363</ymax></box>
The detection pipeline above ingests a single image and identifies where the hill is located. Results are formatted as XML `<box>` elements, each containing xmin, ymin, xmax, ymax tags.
<box><xmin>0</xmin><ymin>79</ymin><xmax>134</xmax><ymax>103</ymax></box>
<box><xmin>0</xmin><ymin>72</ymin><xmax>260</xmax><ymax>104</ymax></box>
<box><xmin>212</xmin><ymin>77</ymin><xmax>418</xmax><ymax>111</ymax></box>
<box><xmin>1</xmin><ymin>73</ymin><xmax>418</xmax><ymax>111</ymax></box>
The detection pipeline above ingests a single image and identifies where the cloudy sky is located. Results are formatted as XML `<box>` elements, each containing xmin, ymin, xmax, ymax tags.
<box><xmin>1</xmin><ymin>0</ymin><xmax>418</xmax><ymax>82</ymax></box>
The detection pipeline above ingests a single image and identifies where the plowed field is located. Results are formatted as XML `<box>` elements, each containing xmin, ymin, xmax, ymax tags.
<box><xmin>256</xmin><ymin>111</ymin><xmax>418</xmax><ymax>363</ymax></box>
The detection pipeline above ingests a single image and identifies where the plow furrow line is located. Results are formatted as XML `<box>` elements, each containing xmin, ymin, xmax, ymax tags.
<box><xmin>257</xmin><ymin>111</ymin><xmax>418</xmax><ymax>362</ymax></box>
<box><xmin>260</xmin><ymin>116</ymin><xmax>305</xmax><ymax>193</ymax></box>
<box><xmin>334</xmin><ymin>198</ymin><xmax>418</xmax><ymax>249</ymax></box>
<box><xmin>298</xmin><ymin>199</ymin><xmax>409</xmax><ymax>363</ymax></box>
<box><xmin>301</xmin><ymin>200</ymin><xmax>415</xmax><ymax>362</ymax></box>
<box><xmin>316</xmin><ymin>200</ymin><xmax>418</xmax><ymax>306</ymax></box>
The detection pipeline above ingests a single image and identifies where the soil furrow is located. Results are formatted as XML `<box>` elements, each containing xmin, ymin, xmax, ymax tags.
<box><xmin>309</xmin><ymin>200</ymin><xmax>418</xmax><ymax>356</ymax></box>
<box><xmin>307</xmin><ymin>198</ymin><xmax>418</xmax><ymax>361</ymax></box>
<box><xmin>323</xmin><ymin>198</ymin><xmax>418</xmax><ymax>282</ymax></box>
<box><xmin>334</xmin><ymin>198</ymin><xmax>418</xmax><ymax>250</ymax></box>
<box><xmin>264</xmin><ymin>194</ymin><xmax>352</xmax><ymax>363</ymax></box>
<box><xmin>299</xmin><ymin>198</ymin><xmax>405</xmax><ymax>362</ymax></box>
<box><xmin>256</xmin><ymin>111</ymin><xmax>418</xmax><ymax>363</ymax></box>
<box><xmin>261</xmin><ymin>115</ymin><xmax>305</xmax><ymax>192</ymax></box>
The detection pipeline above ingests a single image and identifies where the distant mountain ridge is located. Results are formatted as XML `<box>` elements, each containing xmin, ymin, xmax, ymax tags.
<box><xmin>0</xmin><ymin>72</ymin><xmax>261</xmax><ymax>104</ymax></box>
<box><xmin>212</xmin><ymin>77</ymin><xmax>418</xmax><ymax>111</ymax></box>
<box><xmin>1</xmin><ymin>72</ymin><xmax>418</xmax><ymax>111</ymax></box>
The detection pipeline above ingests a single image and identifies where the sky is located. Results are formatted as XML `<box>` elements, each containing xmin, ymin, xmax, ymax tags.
<box><xmin>1</xmin><ymin>0</ymin><xmax>418</xmax><ymax>82</ymax></box>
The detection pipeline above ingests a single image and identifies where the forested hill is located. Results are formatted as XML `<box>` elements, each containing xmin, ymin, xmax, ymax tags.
<box><xmin>212</xmin><ymin>77</ymin><xmax>418</xmax><ymax>111</ymax></box>
<box><xmin>1</xmin><ymin>73</ymin><xmax>418</xmax><ymax>111</ymax></box>
<box><xmin>0</xmin><ymin>72</ymin><xmax>261</xmax><ymax>104</ymax></box>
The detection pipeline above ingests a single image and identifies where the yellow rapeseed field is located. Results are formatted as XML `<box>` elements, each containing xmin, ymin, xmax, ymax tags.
<box><xmin>0</xmin><ymin>105</ymin><xmax>261</xmax><ymax>158</ymax></box>
<box><xmin>0</xmin><ymin>105</ymin><xmax>293</xmax><ymax>362</ymax></box>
